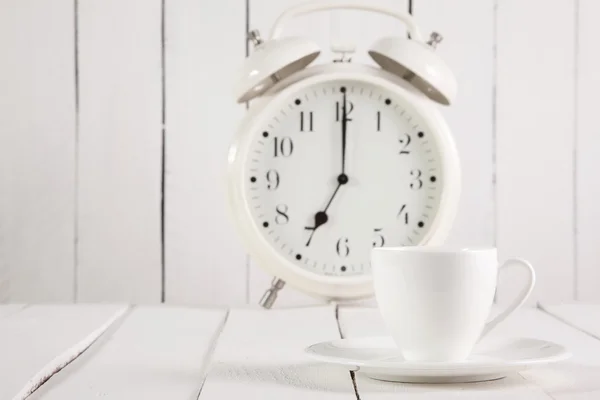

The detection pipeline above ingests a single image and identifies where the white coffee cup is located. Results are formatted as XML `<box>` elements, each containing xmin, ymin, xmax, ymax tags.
<box><xmin>371</xmin><ymin>246</ymin><xmax>535</xmax><ymax>362</ymax></box>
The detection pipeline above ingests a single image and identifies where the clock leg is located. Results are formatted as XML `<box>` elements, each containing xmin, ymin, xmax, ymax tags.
<box><xmin>259</xmin><ymin>277</ymin><xmax>286</xmax><ymax>309</ymax></box>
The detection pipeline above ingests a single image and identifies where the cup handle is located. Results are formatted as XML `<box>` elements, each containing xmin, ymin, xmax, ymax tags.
<box><xmin>479</xmin><ymin>257</ymin><xmax>536</xmax><ymax>339</ymax></box>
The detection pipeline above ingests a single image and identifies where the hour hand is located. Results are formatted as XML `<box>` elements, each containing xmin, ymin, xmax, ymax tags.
<box><xmin>304</xmin><ymin>211</ymin><xmax>328</xmax><ymax>246</ymax></box>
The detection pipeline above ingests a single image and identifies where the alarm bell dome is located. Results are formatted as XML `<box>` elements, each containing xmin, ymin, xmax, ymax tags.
<box><xmin>369</xmin><ymin>36</ymin><xmax>457</xmax><ymax>105</ymax></box>
<box><xmin>235</xmin><ymin>37</ymin><xmax>320</xmax><ymax>103</ymax></box>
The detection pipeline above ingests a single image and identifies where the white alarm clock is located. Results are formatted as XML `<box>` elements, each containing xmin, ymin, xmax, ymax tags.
<box><xmin>227</xmin><ymin>1</ymin><xmax>461</xmax><ymax>308</ymax></box>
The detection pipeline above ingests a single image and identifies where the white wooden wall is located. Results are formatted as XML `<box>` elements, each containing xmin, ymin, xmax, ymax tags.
<box><xmin>0</xmin><ymin>0</ymin><xmax>595</xmax><ymax>306</ymax></box>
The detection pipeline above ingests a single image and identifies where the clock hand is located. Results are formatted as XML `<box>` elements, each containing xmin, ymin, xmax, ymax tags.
<box><xmin>304</xmin><ymin>92</ymin><xmax>351</xmax><ymax>248</ymax></box>
<box><xmin>305</xmin><ymin>210</ymin><xmax>328</xmax><ymax>247</ymax></box>
<box><xmin>341</xmin><ymin>91</ymin><xmax>348</xmax><ymax>175</ymax></box>
<box><xmin>304</xmin><ymin>175</ymin><xmax>348</xmax><ymax>246</ymax></box>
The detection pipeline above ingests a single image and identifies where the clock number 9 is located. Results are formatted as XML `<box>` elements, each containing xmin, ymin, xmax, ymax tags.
<box><xmin>410</xmin><ymin>169</ymin><xmax>423</xmax><ymax>190</ymax></box>
<box><xmin>266</xmin><ymin>169</ymin><xmax>280</xmax><ymax>190</ymax></box>
<box><xmin>372</xmin><ymin>228</ymin><xmax>385</xmax><ymax>247</ymax></box>
<box><xmin>273</xmin><ymin>137</ymin><xmax>293</xmax><ymax>157</ymax></box>
<box><xmin>336</xmin><ymin>237</ymin><xmax>350</xmax><ymax>257</ymax></box>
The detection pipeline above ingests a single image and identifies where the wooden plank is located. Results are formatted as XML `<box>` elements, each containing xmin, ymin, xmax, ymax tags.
<box><xmin>164</xmin><ymin>0</ymin><xmax>247</xmax><ymax>305</ymax></box>
<box><xmin>511</xmin><ymin>307</ymin><xmax>600</xmax><ymax>400</ymax></box>
<box><xmin>76</xmin><ymin>0</ymin><xmax>162</xmax><ymax>302</ymax></box>
<box><xmin>0</xmin><ymin>260</ymin><xmax>7</xmax><ymax>302</ymax></box>
<box><xmin>496</xmin><ymin>0</ymin><xmax>575</xmax><ymax>305</ymax></box>
<box><xmin>339</xmin><ymin>306</ymin><xmax>600</xmax><ymax>399</ymax></box>
<box><xmin>0</xmin><ymin>279</ymin><xmax>7</xmax><ymax>303</ymax></box>
<box><xmin>0</xmin><ymin>304</ymin><xmax>25</xmax><ymax>319</ymax></box>
<box><xmin>0</xmin><ymin>305</ymin><xmax>126</xmax><ymax>399</ymax></box>
<box><xmin>247</xmin><ymin>0</ymin><xmax>407</xmax><ymax>308</ymax></box>
<box><xmin>413</xmin><ymin>0</ymin><xmax>494</xmax><ymax>248</ymax></box>
<box><xmin>30</xmin><ymin>307</ymin><xmax>226</xmax><ymax>400</ymax></box>
<box><xmin>200</xmin><ymin>306</ymin><xmax>355</xmax><ymax>399</ymax></box>
<box><xmin>576</xmin><ymin>0</ymin><xmax>600</xmax><ymax>302</ymax></box>
<box><xmin>540</xmin><ymin>303</ymin><xmax>600</xmax><ymax>340</ymax></box>
<box><xmin>0</xmin><ymin>0</ymin><xmax>76</xmax><ymax>301</ymax></box>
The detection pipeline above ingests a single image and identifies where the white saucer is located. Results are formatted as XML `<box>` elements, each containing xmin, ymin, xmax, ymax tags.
<box><xmin>305</xmin><ymin>336</ymin><xmax>571</xmax><ymax>383</ymax></box>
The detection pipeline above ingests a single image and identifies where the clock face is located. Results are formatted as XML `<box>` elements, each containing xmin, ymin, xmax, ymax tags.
<box><xmin>243</xmin><ymin>78</ymin><xmax>443</xmax><ymax>277</ymax></box>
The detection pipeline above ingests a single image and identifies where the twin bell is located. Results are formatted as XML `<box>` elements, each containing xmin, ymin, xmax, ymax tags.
<box><xmin>233</xmin><ymin>1</ymin><xmax>457</xmax><ymax>107</ymax></box>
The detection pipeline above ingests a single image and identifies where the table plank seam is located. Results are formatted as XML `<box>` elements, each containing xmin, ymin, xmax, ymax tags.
<box><xmin>537</xmin><ymin>302</ymin><xmax>600</xmax><ymax>342</ymax></box>
<box><xmin>0</xmin><ymin>304</ymin><xmax>27</xmax><ymax>319</ymax></box>
<box><xmin>195</xmin><ymin>308</ymin><xmax>230</xmax><ymax>400</ymax></box>
<box><xmin>11</xmin><ymin>305</ymin><xmax>131</xmax><ymax>400</ymax></box>
<box><xmin>335</xmin><ymin>304</ymin><xmax>361</xmax><ymax>400</ymax></box>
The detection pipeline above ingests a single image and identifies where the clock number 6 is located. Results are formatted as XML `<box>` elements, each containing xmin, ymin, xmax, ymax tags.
<box><xmin>336</xmin><ymin>237</ymin><xmax>350</xmax><ymax>257</ymax></box>
<box><xmin>410</xmin><ymin>169</ymin><xmax>423</xmax><ymax>190</ymax></box>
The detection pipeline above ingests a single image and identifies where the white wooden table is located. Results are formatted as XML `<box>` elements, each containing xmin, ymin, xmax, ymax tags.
<box><xmin>1</xmin><ymin>303</ymin><xmax>599</xmax><ymax>399</ymax></box>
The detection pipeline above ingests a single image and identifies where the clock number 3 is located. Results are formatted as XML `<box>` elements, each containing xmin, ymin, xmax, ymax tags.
<box><xmin>336</xmin><ymin>237</ymin><xmax>350</xmax><ymax>257</ymax></box>
<box><xmin>410</xmin><ymin>169</ymin><xmax>423</xmax><ymax>190</ymax></box>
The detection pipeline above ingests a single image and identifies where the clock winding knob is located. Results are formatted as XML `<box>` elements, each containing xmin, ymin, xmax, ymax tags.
<box><xmin>426</xmin><ymin>32</ymin><xmax>443</xmax><ymax>49</ymax></box>
<box><xmin>248</xmin><ymin>30</ymin><xmax>263</xmax><ymax>46</ymax></box>
<box><xmin>259</xmin><ymin>277</ymin><xmax>286</xmax><ymax>309</ymax></box>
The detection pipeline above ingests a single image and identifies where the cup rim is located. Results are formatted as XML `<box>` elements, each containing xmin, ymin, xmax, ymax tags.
<box><xmin>372</xmin><ymin>246</ymin><xmax>497</xmax><ymax>254</ymax></box>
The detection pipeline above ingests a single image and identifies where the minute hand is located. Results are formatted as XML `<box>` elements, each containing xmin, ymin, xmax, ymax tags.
<box><xmin>341</xmin><ymin>92</ymin><xmax>348</xmax><ymax>175</ymax></box>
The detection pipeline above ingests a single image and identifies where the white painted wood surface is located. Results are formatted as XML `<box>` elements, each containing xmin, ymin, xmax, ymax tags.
<box><xmin>200</xmin><ymin>306</ymin><xmax>355</xmax><ymax>399</ymax></box>
<box><xmin>13</xmin><ymin>307</ymin><xmax>127</xmax><ymax>400</ymax></box>
<box><xmin>0</xmin><ymin>0</ymin><xmax>76</xmax><ymax>301</ymax></box>
<box><xmin>575</xmin><ymin>0</ymin><xmax>600</xmax><ymax>302</ymax></box>
<box><xmin>164</xmin><ymin>0</ymin><xmax>248</xmax><ymax>305</ymax></box>
<box><xmin>0</xmin><ymin>304</ymin><xmax>25</xmax><ymax>319</ymax></box>
<box><xmin>30</xmin><ymin>306</ymin><xmax>226</xmax><ymax>400</ymax></box>
<box><xmin>1</xmin><ymin>305</ymin><xmax>600</xmax><ymax>398</ymax></box>
<box><xmin>76</xmin><ymin>0</ymin><xmax>163</xmax><ymax>302</ymax></box>
<box><xmin>496</xmin><ymin>0</ymin><xmax>575</xmax><ymax>305</ymax></box>
<box><xmin>493</xmin><ymin>307</ymin><xmax>600</xmax><ymax>400</ymax></box>
<box><xmin>0</xmin><ymin>304</ymin><xmax>125</xmax><ymax>399</ymax></box>
<box><xmin>540</xmin><ymin>303</ymin><xmax>600</xmax><ymax>340</ymax></box>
